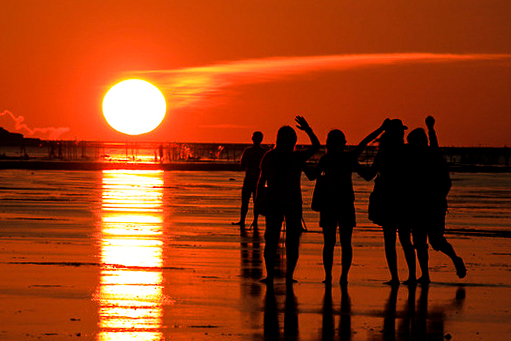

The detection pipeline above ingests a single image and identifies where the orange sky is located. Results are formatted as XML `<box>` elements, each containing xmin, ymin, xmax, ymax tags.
<box><xmin>1</xmin><ymin>0</ymin><xmax>510</xmax><ymax>146</ymax></box>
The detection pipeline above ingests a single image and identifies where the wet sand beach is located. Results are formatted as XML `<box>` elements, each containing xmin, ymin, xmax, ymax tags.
<box><xmin>0</xmin><ymin>170</ymin><xmax>510</xmax><ymax>340</ymax></box>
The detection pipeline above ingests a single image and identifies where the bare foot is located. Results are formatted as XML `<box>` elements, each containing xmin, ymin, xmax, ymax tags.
<box><xmin>403</xmin><ymin>278</ymin><xmax>417</xmax><ymax>286</ymax></box>
<box><xmin>418</xmin><ymin>276</ymin><xmax>431</xmax><ymax>285</ymax></box>
<box><xmin>384</xmin><ymin>279</ymin><xmax>400</xmax><ymax>286</ymax></box>
<box><xmin>322</xmin><ymin>274</ymin><xmax>332</xmax><ymax>284</ymax></box>
<box><xmin>259</xmin><ymin>277</ymin><xmax>274</xmax><ymax>284</ymax></box>
<box><xmin>454</xmin><ymin>257</ymin><xmax>467</xmax><ymax>279</ymax></box>
<box><xmin>232</xmin><ymin>221</ymin><xmax>246</xmax><ymax>228</ymax></box>
<box><xmin>286</xmin><ymin>277</ymin><xmax>298</xmax><ymax>285</ymax></box>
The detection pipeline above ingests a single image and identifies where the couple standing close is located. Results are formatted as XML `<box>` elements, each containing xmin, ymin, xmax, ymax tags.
<box><xmin>236</xmin><ymin>116</ymin><xmax>465</xmax><ymax>286</ymax></box>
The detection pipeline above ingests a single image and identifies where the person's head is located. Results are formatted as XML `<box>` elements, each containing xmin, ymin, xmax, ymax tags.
<box><xmin>326</xmin><ymin>129</ymin><xmax>346</xmax><ymax>154</ymax></box>
<box><xmin>386</xmin><ymin>119</ymin><xmax>408</xmax><ymax>140</ymax></box>
<box><xmin>407</xmin><ymin>128</ymin><xmax>428</xmax><ymax>147</ymax></box>
<box><xmin>276</xmin><ymin>125</ymin><xmax>297</xmax><ymax>152</ymax></box>
<box><xmin>252</xmin><ymin>131</ymin><xmax>263</xmax><ymax>145</ymax></box>
<box><xmin>378</xmin><ymin>119</ymin><xmax>407</xmax><ymax>150</ymax></box>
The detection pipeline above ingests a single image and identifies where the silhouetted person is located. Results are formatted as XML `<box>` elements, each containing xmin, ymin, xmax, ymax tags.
<box><xmin>257</xmin><ymin>116</ymin><xmax>320</xmax><ymax>284</ymax></box>
<box><xmin>306</xmin><ymin>121</ymin><xmax>387</xmax><ymax>285</ymax></box>
<box><xmin>158</xmin><ymin>144</ymin><xmax>164</xmax><ymax>163</ymax></box>
<box><xmin>233</xmin><ymin>131</ymin><xmax>267</xmax><ymax>230</ymax></box>
<box><xmin>358</xmin><ymin>119</ymin><xmax>416</xmax><ymax>285</ymax></box>
<box><xmin>404</xmin><ymin>126</ymin><xmax>433</xmax><ymax>284</ymax></box>
<box><xmin>405</xmin><ymin>116</ymin><xmax>466</xmax><ymax>282</ymax></box>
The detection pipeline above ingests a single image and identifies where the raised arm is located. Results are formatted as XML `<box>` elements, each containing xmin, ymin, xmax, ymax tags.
<box><xmin>352</xmin><ymin>119</ymin><xmax>389</xmax><ymax>157</ymax></box>
<box><xmin>426</xmin><ymin>116</ymin><xmax>439</xmax><ymax>150</ymax></box>
<box><xmin>295</xmin><ymin>115</ymin><xmax>320</xmax><ymax>160</ymax></box>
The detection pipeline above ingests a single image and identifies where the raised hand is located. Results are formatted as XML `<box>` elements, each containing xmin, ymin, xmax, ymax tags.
<box><xmin>426</xmin><ymin>116</ymin><xmax>435</xmax><ymax>129</ymax></box>
<box><xmin>295</xmin><ymin>115</ymin><xmax>311</xmax><ymax>131</ymax></box>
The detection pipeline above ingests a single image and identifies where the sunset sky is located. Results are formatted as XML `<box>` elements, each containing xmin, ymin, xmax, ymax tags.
<box><xmin>1</xmin><ymin>0</ymin><xmax>510</xmax><ymax>146</ymax></box>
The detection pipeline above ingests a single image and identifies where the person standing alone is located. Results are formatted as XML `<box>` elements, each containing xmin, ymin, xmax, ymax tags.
<box><xmin>233</xmin><ymin>131</ymin><xmax>267</xmax><ymax>230</ymax></box>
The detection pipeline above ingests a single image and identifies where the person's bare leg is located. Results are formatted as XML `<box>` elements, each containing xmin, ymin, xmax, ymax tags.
<box><xmin>261</xmin><ymin>215</ymin><xmax>282</xmax><ymax>284</ymax></box>
<box><xmin>413</xmin><ymin>229</ymin><xmax>430</xmax><ymax>284</ymax></box>
<box><xmin>286</xmin><ymin>237</ymin><xmax>300</xmax><ymax>284</ymax></box>
<box><xmin>438</xmin><ymin>239</ymin><xmax>466</xmax><ymax>278</ymax></box>
<box><xmin>399</xmin><ymin>228</ymin><xmax>417</xmax><ymax>285</ymax></box>
<box><xmin>322</xmin><ymin>228</ymin><xmax>336</xmax><ymax>284</ymax></box>
<box><xmin>383</xmin><ymin>227</ymin><xmax>400</xmax><ymax>285</ymax></box>
<box><xmin>340</xmin><ymin>226</ymin><xmax>353</xmax><ymax>285</ymax></box>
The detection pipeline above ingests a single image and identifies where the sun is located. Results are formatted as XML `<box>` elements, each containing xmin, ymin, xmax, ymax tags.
<box><xmin>102</xmin><ymin>79</ymin><xmax>166</xmax><ymax>135</ymax></box>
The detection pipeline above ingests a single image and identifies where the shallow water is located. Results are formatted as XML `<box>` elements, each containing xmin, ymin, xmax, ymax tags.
<box><xmin>0</xmin><ymin>170</ymin><xmax>510</xmax><ymax>340</ymax></box>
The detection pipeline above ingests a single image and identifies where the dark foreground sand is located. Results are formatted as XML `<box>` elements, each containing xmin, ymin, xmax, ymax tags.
<box><xmin>0</xmin><ymin>225</ymin><xmax>510</xmax><ymax>341</ymax></box>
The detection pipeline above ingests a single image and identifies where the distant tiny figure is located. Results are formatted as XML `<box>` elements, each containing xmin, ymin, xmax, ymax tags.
<box><xmin>257</xmin><ymin>116</ymin><xmax>320</xmax><ymax>285</ymax></box>
<box><xmin>358</xmin><ymin>119</ymin><xmax>417</xmax><ymax>286</ymax></box>
<box><xmin>158</xmin><ymin>144</ymin><xmax>164</xmax><ymax>163</ymax></box>
<box><xmin>404</xmin><ymin>116</ymin><xmax>466</xmax><ymax>283</ymax></box>
<box><xmin>305</xmin><ymin>120</ymin><xmax>387</xmax><ymax>285</ymax></box>
<box><xmin>233</xmin><ymin>131</ymin><xmax>267</xmax><ymax>230</ymax></box>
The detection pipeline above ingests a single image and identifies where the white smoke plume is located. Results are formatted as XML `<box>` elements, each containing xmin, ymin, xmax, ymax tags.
<box><xmin>0</xmin><ymin>110</ymin><xmax>70</xmax><ymax>140</ymax></box>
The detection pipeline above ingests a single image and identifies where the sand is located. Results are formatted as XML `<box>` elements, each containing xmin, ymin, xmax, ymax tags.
<box><xmin>1</xmin><ymin>226</ymin><xmax>510</xmax><ymax>340</ymax></box>
<box><xmin>0</xmin><ymin>170</ymin><xmax>510</xmax><ymax>340</ymax></box>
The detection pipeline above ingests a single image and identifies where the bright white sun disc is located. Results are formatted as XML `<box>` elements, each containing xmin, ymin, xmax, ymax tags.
<box><xmin>102</xmin><ymin>79</ymin><xmax>166</xmax><ymax>135</ymax></box>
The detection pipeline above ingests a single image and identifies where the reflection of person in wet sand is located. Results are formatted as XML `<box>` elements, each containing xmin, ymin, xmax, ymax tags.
<box><xmin>306</xmin><ymin>121</ymin><xmax>387</xmax><ymax>285</ymax></box>
<box><xmin>263</xmin><ymin>281</ymin><xmax>300</xmax><ymax>340</ymax></box>
<box><xmin>257</xmin><ymin>116</ymin><xmax>320</xmax><ymax>284</ymax></box>
<box><xmin>404</xmin><ymin>116</ymin><xmax>466</xmax><ymax>283</ymax></box>
<box><xmin>233</xmin><ymin>131</ymin><xmax>268</xmax><ymax>230</ymax></box>
<box><xmin>371</xmin><ymin>285</ymin><xmax>466</xmax><ymax>341</ymax></box>
<box><xmin>359</xmin><ymin>119</ymin><xmax>416</xmax><ymax>285</ymax></box>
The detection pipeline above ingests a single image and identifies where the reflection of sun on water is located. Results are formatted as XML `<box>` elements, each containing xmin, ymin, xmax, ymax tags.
<box><xmin>98</xmin><ymin>170</ymin><xmax>164</xmax><ymax>341</ymax></box>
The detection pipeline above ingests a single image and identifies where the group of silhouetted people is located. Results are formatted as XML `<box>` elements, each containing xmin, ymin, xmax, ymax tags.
<box><xmin>234</xmin><ymin>115</ymin><xmax>466</xmax><ymax>286</ymax></box>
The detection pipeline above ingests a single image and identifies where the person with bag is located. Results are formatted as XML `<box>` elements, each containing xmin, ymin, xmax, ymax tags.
<box><xmin>256</xmin><ymin>116</ymin><xmax>320</xmax><ymax>285</ymax></box>
<box><xmin>358</xmin><ymin>119</ymin><xmax>417</xmax><ymax>286</ymax></box>
<box><xmin>305</xmin><ymin>120</ymin><xmax>387</xmax><ymax>285</ymax></box>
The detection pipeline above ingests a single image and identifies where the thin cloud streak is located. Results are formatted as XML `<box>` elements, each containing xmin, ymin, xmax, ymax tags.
<box><xmin>198</xmin><ymin>124</ymin><xmax>252</xmax><ymax>129</ymax></box>
<box><xmin>135</xmin><ymin>53</ymin><xmax>510</xmax><ymax>110</ymax></box>
<box><xmin>1</xmin><ymin>110</ymin><xmax>70</xmax><ymax>140</ymax></box>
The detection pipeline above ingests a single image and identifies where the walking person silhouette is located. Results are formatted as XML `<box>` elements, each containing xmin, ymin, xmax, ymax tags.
<box><xmin>256</xmin><ymin>116</ymin><xmax>320</xmax><ymax>285</ymax></box>
<box><xmin>404</xmin><ymin>116</ymin><xmax>466</xmax><ymax>283</ymax></box>
<box><xmin>233</xmin><ymin>131</ymin><xmax>267</xmax><ymax>230</ymax></box>
<box><xmin>359</xmin><ymin>119</ymin><xmax>417</xmax><ymax>285</ymax></box>
<box><xmin>305</xmin><ymin>120</ymin><xmax>387</xmax><ymax>285</ymax></box>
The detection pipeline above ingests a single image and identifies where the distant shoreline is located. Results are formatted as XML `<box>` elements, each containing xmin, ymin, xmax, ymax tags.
<box><xmin>0</xmin><ymin>159</ymin><xmax>509</xmax><ymax>173</ymax></box>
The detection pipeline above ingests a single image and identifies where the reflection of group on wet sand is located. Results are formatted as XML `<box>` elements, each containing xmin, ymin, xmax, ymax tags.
<box><xmin>235</xmin><ymin>115</ymin><xmax>466</xmax><ymax>287</ymax></box>
<box><xmin>239</xmin><ymin>226</ymin><xmax>466</xmax><ymax>340</ymax></box>
<box><xmin>263</xmin><ymin>279</ymin><xmax>466</xmax><ymax>341</ymax></box>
